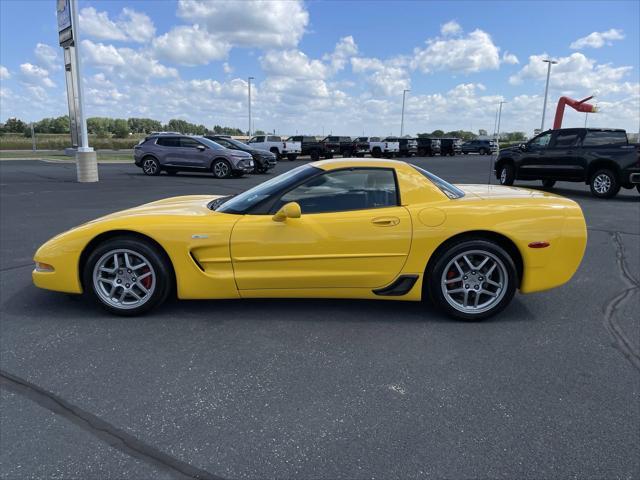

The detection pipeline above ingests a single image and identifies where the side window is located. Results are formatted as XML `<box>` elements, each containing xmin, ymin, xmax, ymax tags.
<box><xmin>156</xmin><ymin>137</ymin><xmax>180</xmax><ymax>147</ymax></box>
<box><xmin>214</xmin><ymin>138</ymin><xmax>232</xmax><ymax>148</ymax></box>
<box><xmin>251</xmin><ymin>136</ymin><xmax>264</xmax><ymax>143</ymax></box>
<box><xmin>529</xmin><ymin>133</ymin><xmax>552</xmax><ymax>149</ymax></box>
<box><xmin>552</xmin><ymin>131</ymin><xmax>579</xmax><ymax>148</ymax></box>
<box><xmin>267</xmin><ymin>136</ymin><xmax>281</xmax><ymax>142</ymax></box>
<box><xmin>276</xmin><ymin>168</ymin><xmax>398</xmax><ymax>214</ymax></box>
<box><xmin>583</xmin><ymin>131</ymin><xmax>627</xmax><ymax>146</ymax></box>
<box><xmin>180</xmin><ymin>138</ymin><xmax>202</xmax><ymax>148</ymax></box>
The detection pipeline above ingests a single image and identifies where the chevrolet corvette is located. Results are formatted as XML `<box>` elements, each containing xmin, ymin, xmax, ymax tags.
<box><xmin>33</xmin><ymin>159</ymin><xmax>587</xmax><ymax>320</ymax></box>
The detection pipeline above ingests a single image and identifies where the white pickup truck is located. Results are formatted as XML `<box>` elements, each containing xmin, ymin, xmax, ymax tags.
<box><xmin>362</xmin><ymin>137</ymin><xmax>400</xmax><ymax>158</ymax></box>
<box><xmin>247</xmin><ymin>135</ymin><xmax>302</xmax><ymax>161</ymax></box>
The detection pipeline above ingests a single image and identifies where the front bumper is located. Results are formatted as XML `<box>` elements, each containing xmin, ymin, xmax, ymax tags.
<box><xmin>231</xmin><ymin>158</ymin><xmax>255</xmax><ymax>172</ymax></box>
<box><xmin>628</xmin><ymin>172</ymin><xmax>640</xmax><ymax>184</ymax></box>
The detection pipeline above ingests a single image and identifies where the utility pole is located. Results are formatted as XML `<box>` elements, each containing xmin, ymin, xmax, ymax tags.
<box><xmin>540</xmin><ymin>59</ymin><xmax>557</xmax><ymax>131</ymax></box>
<box><xmin>248</xmin><ymin>76</ymin><xmax>254</xmax><ymax>136</ymax></box>
<box><xmin>400</xmin><ymin>89</ymin><xmax>410</xmax><ymax>136</ymax></box>
<box><xmin>489</xmin><ymin>100</ymin><xmax>507</xmax><ymax>184</ymax></box>
<box><xmin>31</xmin><ymin>122</ymin><xmax>36</xmax><ymax>151</ymax></box>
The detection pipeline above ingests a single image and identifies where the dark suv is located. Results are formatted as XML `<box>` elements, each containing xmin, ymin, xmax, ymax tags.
<box><xmin>494</xmin><ymin>128</ymin><xmax>640</xmax><ymax>198</ymax></box>
<box><xmin>205</xmin><ymin>135</ymin><xmax>276</xmax><ymax>173</ymax></box>
<box><xmin>461</xmin><ymin>139</ymin><xmax>497</xmax><ymax>155</ymax></box>
<box><xmin>321</xmin><ymin>136</ymin><xmax>353</xmax><ymax>158</ymax></box>
<box><xmin>134</xmin><ymin>134</ymin><xmax>254</xmax><ymax>178</ymax></box>
<box><xmin>383</xmin><ymin>136</ymin><xmax>418</xmax><ymax>157</ymax></box>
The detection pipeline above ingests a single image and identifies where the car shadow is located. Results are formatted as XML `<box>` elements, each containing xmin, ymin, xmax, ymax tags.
<box><xmin>5</xmin><ymin>284</ymin><xmax>535</xmax><ymax>325</ymax></box>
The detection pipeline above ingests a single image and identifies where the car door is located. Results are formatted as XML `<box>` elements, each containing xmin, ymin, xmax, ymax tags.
<box><xmin>155</xmin><ymin>136</ymin><xmax>183</xmax><ymax>166</ymax></box>
<box><xmin>177</xmin><ymin>137</ymin><xmax>208</xmax><ymax>168</ymax></box>
<box><xmin>230</xmin><ymin>167</ymin><xmax>412</xmax><ymax>290</ymax></box>
<box><xmin>517</xmin><ymin>131</ymin><xmax>552</xmax><ymax>179</ymax></box>
<box><xmin>542</xmin><ymin>130</ymin><xmax>582</xmax><ymax>180</ymax></box>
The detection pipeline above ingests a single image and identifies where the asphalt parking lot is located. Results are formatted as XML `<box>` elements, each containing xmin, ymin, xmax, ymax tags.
<box><xmin>1</xmin><ymin>154</ymin><xmax>638</xmax><ymax>479</ymax></box>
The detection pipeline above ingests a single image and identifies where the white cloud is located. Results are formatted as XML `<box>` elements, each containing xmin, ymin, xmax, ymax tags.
<box><xmin>261</xmin><ymin>50</ymin><xmax>328</xmax><ymax>79</ymax></box>
<box><xmin>509</xmin><ymin>52</ymin><xmax>636</xmax><ymax>96</ymax></box>
<box><xmin>153</xmin><ymin>25</ymin><xmax>231</xmax><ymax>66</ymax></box>
<box><xmin>81</xmin><ymin>40</ymin><xmax>178</xmax><ymax>81</ymax></box>
<box><xmin>570</xmin><ymin>28</ymin><xmax>625</xmax><ymax>49</ymax></box>
<box><xmin>412</xmin><ymin>28</ymin><xmax>501</xmax><ymax>73</ymax></box>
<box><xmin>177</xmin><ymin>0</ymin><xmax>309</xmax><ymax>48</ymax></box>
<box><xmin>351</xmin><ymin>57</ymin><xmax>410</xmax><ymax>96</ymax></box>
<box><xmin>502</xmin><ymin>51</ymin><xmax>519</xmax><ymax>65</ymax></box>
<box><xmin>0</xmin><ymin>65</ymin><xmax>10</xmax><ymax>79</ymax></box>
<box><xmin>223</xmin><ymin>62</ymin><xmax>233</xmax><ymax>74</ymax></box>
<box><xmin>34</xmin><ymin>43</ymin><xmax>59</xmax><ymax>70</ymax></box>
<box><xmin>19</xmin><ymin>63</ymin><xmax>55</xmax><ymax>88</ymax></box>
<box><xmin>79</xmin><ymin>7</ymin><xmax>155</xmax><ymax>43</ymax></box>
<box><xmin>324</xmin><ymin>36</ymin><xmax>359</xmax><ymax>73</ymax></box>
<box><xmin>440</xmin><ymin>20</ymin><xmax>462</xmax><ymax>36</ymax></box>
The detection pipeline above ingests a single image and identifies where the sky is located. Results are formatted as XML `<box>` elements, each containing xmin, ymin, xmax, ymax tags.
<box><xmin>0</xmin><ymin>0</ymin><xmax>638</xmax><ymax>137</ymax></box>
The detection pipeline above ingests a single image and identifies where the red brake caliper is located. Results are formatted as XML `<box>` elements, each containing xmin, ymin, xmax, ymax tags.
<box><xmin>140</xmin><ymin>267</ymin><xmax>152</xmax><ymax>289</ymax></box>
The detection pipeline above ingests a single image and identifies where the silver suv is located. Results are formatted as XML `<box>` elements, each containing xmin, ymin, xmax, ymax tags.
<box><xmin>134</xmin><ymin>134</ymin><xmax>254</xmax><ymax>178</ymax></box>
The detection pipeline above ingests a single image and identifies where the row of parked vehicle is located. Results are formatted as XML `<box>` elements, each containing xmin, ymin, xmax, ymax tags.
<box><xmin>244</xmin><ymin>135</ymin><xmax>497</xmax><ymax>160</ymax></box>
<box><xmin>133</xmin><ymin>132</ymin><xmax>499</xmax><ymax>178</ymax></box>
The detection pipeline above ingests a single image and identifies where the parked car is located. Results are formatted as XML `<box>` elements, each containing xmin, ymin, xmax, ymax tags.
<box><xmin>134</xmin><ymin>134</ymin><xmax>254</xmax><ymax>178</ymax></box>
<box><xmin>416</xmin><ymin>138</ymin><xmax>441</xmax><ymax>157</ymax></box>
<box><xmin>205</xmin><ymin>135</ymin><xmax>276</xmax><ymax>174</ymax></box>
<box><xmin>494</xmin><ymin>128</ymin><xmax>640</xmax><ymax>198</ymax></box>
<box><xmin>34</xmin><ymin>158</ymin><xmax>587</xmax><ymax>321</ymax></box>
<box><xmin>287</xmin><ymin>135</ymin><xmax>330</xmax><ymax>161</ymax></box>
<box><xmin>352</xmin><ymin>137</ymin><xmax>371</xmax><ymax>157</ymax></box>
<box><xmin>367</xmin><ymin>137</ymin><xmax>400</xmax><ymax>158</ymax></box>
<box><xmin>247</xmin><ymin>135</ymin><xmax>301</xmax><ymax>161</ymax></box>
<box><xmin>461</xmin><ymin>139</ymin><xmax>497</xmax><ymax>155</ymax></box>
<box><xmin>440</xmin><ymin>138</ymin><xmax>463</xmax><ymax>156</ymax></box>
<box><xmin>383</xmin><ymin>136</ymin><xmax>418</xmax><ymax>157</ymax></box>
<box><xmin>321</xmin><ymin>136</ymin><xmax>353</xmax><ymax>158</ymax></box>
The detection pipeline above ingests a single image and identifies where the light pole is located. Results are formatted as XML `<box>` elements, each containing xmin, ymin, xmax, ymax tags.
<box><xmin>540</xmin><ymin>59</ymin><xmax>557</xmax><ymax>131</ymax></box>
<box><xmin>489</xmin><ymin>100</ymin><xmax>507</xmax><ymax>184</ymax></box>
<box><xmin>400</xmin><ymin>89</ymin><xmax>410</xmax><ymax>136</ymax></box>
<box><xmin>248</xmin><ymin>76</ymin><xmax>254</xmax><ymax>136</ymax></box>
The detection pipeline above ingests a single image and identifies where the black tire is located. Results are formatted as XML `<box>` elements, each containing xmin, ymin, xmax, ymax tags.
<box><xmin>498</xmin><ymin>163</ymin><xmax>515</xmax><ymax>186</ymax></box>
<box><xmin>426</xmin><ymin>238</ymin><xmax>517</xmax><ymax>321</ymax></box>
<box><xmin>269</xmin><ymin>148</ymin><xmax>281</xmax><ymax>160</ymax></box>
<box><xmin>325</xmin><ymin>152</ymin><xmax>334</xmax><ymax>159</ymax></box>
<box><xmin>589</xmin><ymin>169</ymin><xmax>620</xmax><ymax>198</ymax></box>
<box><xmin>371</xmin><ymin>148</ymin><xmax>382</xmax><ymax>158</ymax></box>
<box><xmin>141</xmin><ymin>156</ymin><xmax>161</xmax><ymax>176</ymax></box>
<box><xmin>287</xmin><ymin>154</ymin><xmax>298</xmax><ymax>161</ymax></box>
<box><xmin>479</xmin><ymin>148</ymin><xmax>488</xmax><ymax>155</ymax></box>
<box><xmin>83</xmin><ymin>236</ymin><xmax>173</xmax><ymax>316</ymax></box>
<box><xmin>211</xmin><ymin>158</ymin><xmax>232</xmax><ymax>178</ymax></box>
<box><xmin>541</xmin><ymin>179</ymin><xmax>556</xmax><ymax>188</ymax></box>
<box><xmin>310</xmin><ymin>150</ymin><xmax>320</xmax><ymax>161</ymax></box>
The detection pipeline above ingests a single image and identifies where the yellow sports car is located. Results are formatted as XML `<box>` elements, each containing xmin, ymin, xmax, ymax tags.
<box><xmin>33</xmin><ymin>159</ymin><xmax>587</xmax><ymax>320</ymax></box>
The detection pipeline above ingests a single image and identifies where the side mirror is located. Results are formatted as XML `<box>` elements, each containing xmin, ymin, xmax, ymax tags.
<box><xmin>519</xmin><ymin>143</ymin><xmax>527</xmax><ymax>151</ymax></box>
<box><xmin>197</xmin><ymin>145</ymin><xmax>206</xmax><ymax>151</ymax></box>
<box><xmin>273</xmin><ymin>202</ymin><xmax>302</xmax><ymax>222</ymax></box>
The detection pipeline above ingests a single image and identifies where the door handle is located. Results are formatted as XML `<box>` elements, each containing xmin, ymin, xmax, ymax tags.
<box><xmin>372</xmin><ymin>216</ymin><xmax>400</xmax><ymax>226</ymax></box>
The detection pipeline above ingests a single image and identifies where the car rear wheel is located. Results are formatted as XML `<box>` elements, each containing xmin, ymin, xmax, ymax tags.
<box><xmin>479</xmin><ymin>148</ymin><xmax>488</xmax><ymax>155</ymax></box>
<box><xmin>212</xmin><ymin>159</ymin><xmax>232</xmax><ymax>179</ymax></box>
<box><xmin>269</xmin><ymin>148</ymin><xmax>281</xmax><ymax>160</ymax></box>
<box><xmin>542</xmin><ymin>179</ymin><xmax>556</xmax><ymax>188</ymax></box>
<box><xmin>427</xmin><ymin>239</ymin><xmax>517</xmax><ymax>321</ymax></box>
<box><xmin>287</xmin><ymin>154</ymin><xmax>298</xmax><ymax>161</ymax></box>
<box><xmin>142</xmin><ymin>157</ymin><xmax>161</xmax><ymax>176</ymax></box>
<box><xmin>589</xmin><ymin>169</ymin><xmax>620</xmax><ymax>198</ymax></box>
<box><xmin>83</xmin><ymin>237</ymin><xmax>172</xmax><ymax>316</ymax></box>
<box><xmin>498</xmin><ymin>163</ymin><xmax>515</xmax><ymax>186</ymax></box>
<box><xmin>310</xmin><ymin>150</ymin><xmax>320</xmax><ymax>161</ymax></box>
<box><xmin>371</xmin><ymin>148</ymin><xmax>381</xmax><ymax>158</ymax></box>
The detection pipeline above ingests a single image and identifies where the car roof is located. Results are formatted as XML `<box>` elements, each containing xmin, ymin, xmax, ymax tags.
<box><xmin>311</xmin><ymin>158</ymin><xmax>409</xmax><ymax>171</ymax></box>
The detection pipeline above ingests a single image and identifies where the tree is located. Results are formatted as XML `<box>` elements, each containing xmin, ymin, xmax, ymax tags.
<box><xmin>253</xmin><ymin>129</ymin><xmax>266</xmax><ymax>136</ymax></box>
<box><xmin>478</xmin><ymin>129</ymin><xmax>488</xmax><ymax>136</ymax></box>
<box><xmin>112</xmin><ymin>119</ymin><xmax>129</xmax><ymax>138</ymax></box>
<box><xmin>4</xmin><ymin>117</ymin><xmax>27</xmax><ymax>133</ymax></box>
<box><xmin>431</xmin><ymin>130</ymin><xmax>445</xmax><ymax>137</ymax></box>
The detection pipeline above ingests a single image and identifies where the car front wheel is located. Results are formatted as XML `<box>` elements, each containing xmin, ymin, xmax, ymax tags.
<box><xmin>287</xmin><ymin>154</ymin><xmax>298</xmax><ymax>161</ymax></box>
<box><xmin>590</xmin><ymin>169</ymin><xmax>620</xmax><ymax>198</ymax></box>
<box><xmin>212</xmin><ymin>159</ymin><xmax>232</xmax><ymax>178</ymax></box>
<box><xmin>498</xmin><ymin>163</ymin><xmax>515</xmax><ymax>186</ymax></box>
<box><xmin>427</xmin><ymin>239</ymin><xmax>517</xmax><ymax>321</ymax></box>
<box><xmin>83</xmin><ymin>237</ymin><xmax>173</xmax><ymax>316</ymax></box>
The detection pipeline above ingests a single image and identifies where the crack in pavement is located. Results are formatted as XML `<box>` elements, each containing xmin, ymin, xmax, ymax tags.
<box><xmin>603</xmin><ymin>232</ymin><xmax>640</xmax><ymax>372</ymax></box>
<box><xmin>0</xmin><ymin>369</ymin><xmax>225</xmax><ymax>480</ymax></box>
<box><xmin>0</xmin><ymin>262</ymin><xmax>34</xmax><ymax>273</ymax></box>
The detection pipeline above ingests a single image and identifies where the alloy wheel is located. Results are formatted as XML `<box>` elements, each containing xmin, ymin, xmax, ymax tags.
<box><xmin>593</xmin><ymin>174</ymin><xmax>611</xmax><ymax>194</ymax></box>
<box><xmin>142</xmin><ymin>159</ymin><xmax>158</xmax><ymax>175</ymax></box>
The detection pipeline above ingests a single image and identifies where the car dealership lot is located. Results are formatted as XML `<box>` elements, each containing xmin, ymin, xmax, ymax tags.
<box><xmin>1</xmin><ymin>156</ymin><xmax>638</xmax><ymax>479</ymax></box>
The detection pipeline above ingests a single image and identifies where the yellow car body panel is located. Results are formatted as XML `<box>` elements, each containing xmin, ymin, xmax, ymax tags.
<box><xmin>33</xmin><ymin>159</ymin><xmax>587</xmax><ymax>302</ymax></box>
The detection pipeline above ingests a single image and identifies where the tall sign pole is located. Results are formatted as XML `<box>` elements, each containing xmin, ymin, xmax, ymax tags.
<box><xmin>57</xmin><ymin>0</ymin><xmax>98</xmax><ymax>182</ymax></box>
<box><xmin>540</xmin><ymin>59</ymin><xmax>557</xmax><ymax>132</ymax></box>
<box><xmin>248</xmin><ymin>76</ymin><xmax>254</xmax><ymax>137</ymax></box>
<box><xmin>400</xmin><ymin>89</ymin><xmax>410</xmax><ymax>136</ymax></box>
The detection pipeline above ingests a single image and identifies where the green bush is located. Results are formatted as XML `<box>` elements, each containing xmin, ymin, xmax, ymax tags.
<box><xmin>0</xmin><ymin>133</ymin><xmax>144</xmax><ymax>150</ymax></box>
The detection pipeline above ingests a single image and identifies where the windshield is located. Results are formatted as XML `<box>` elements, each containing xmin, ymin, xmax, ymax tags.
<box><xmin>410</xmin><ymin>165</ymin><xmax>465</xmax><ymax>199</ymax></box>
<box><xmin>216</xmin><ymin>164</ymin><xmax>320</xmax><ymax>214</ymax></box>
<box><xmin>198</xmin><ymin>137</ymin><xmax>223</xmax><ymax>149</ymax></box>
<box><xmin>222</xmin><ymin>138</ymin><xmax>249</xmax><ymax>149</ymax></box>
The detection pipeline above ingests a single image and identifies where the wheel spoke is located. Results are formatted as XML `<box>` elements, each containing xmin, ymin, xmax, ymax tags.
<box><xmin>477</xmin><ymin>256</ymin><xmax>489</xmax><ymax>270</ymax></box>
<box><xmin>124</xmin><ymin>252</ymin><xmax>132</xmax><ymax>268</ymax></box>
<box><xmin>445</xmin><ymin>276</ymin><xmax>462</xmax><ymax>284</ymax></box>
<box><xmin>463</xmin><ymin>255</ymin><xmax>475</xmax><ymax>270</ymax></box>
<box><xmin>473</xmin><ymin>291</ymin><xmax>481</xmax><ymax>307</ymax></box>
<box><xmin>486</xmin><ymin>278</ymin><xmax>501</xmax><ymax>288</ymax></box>
<box><xmin>462</xmin><ymin>291</ymin><xmax>469</xmax><ymax>307</ymax></box>
<box><xmin>132</xmin><ymin>262</ymin><xmax>148</xmax><ymax>271</ymax></box>
<box><xmin>480</xmin><ymin>289</ymin><xmax>497</xmax><ymax>297</ymax></box>
<box><xmin>447</xmin><ymin>288</ymin><xmax>465</xmax><ymax>294</ymax></box>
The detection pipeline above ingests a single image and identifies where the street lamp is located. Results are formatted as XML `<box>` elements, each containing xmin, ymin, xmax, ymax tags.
<box><xmin>540</xmin><ymin>59</ymin><xmax>557</xmax><ymax>131</ymax></box>
<box><xmin>248</xmin><ymin>76</ymin><xmax>254</xmax><ymax>136</ymax></box>
<box><xmin>400</xmin><ymin>89</ymin><xmax>410</xmax><ymax>136</ymax></box>
<box><xmin>488</xmin><ymin>100</ymin><xmax>507</xmax><ymax>184</ymax></box>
